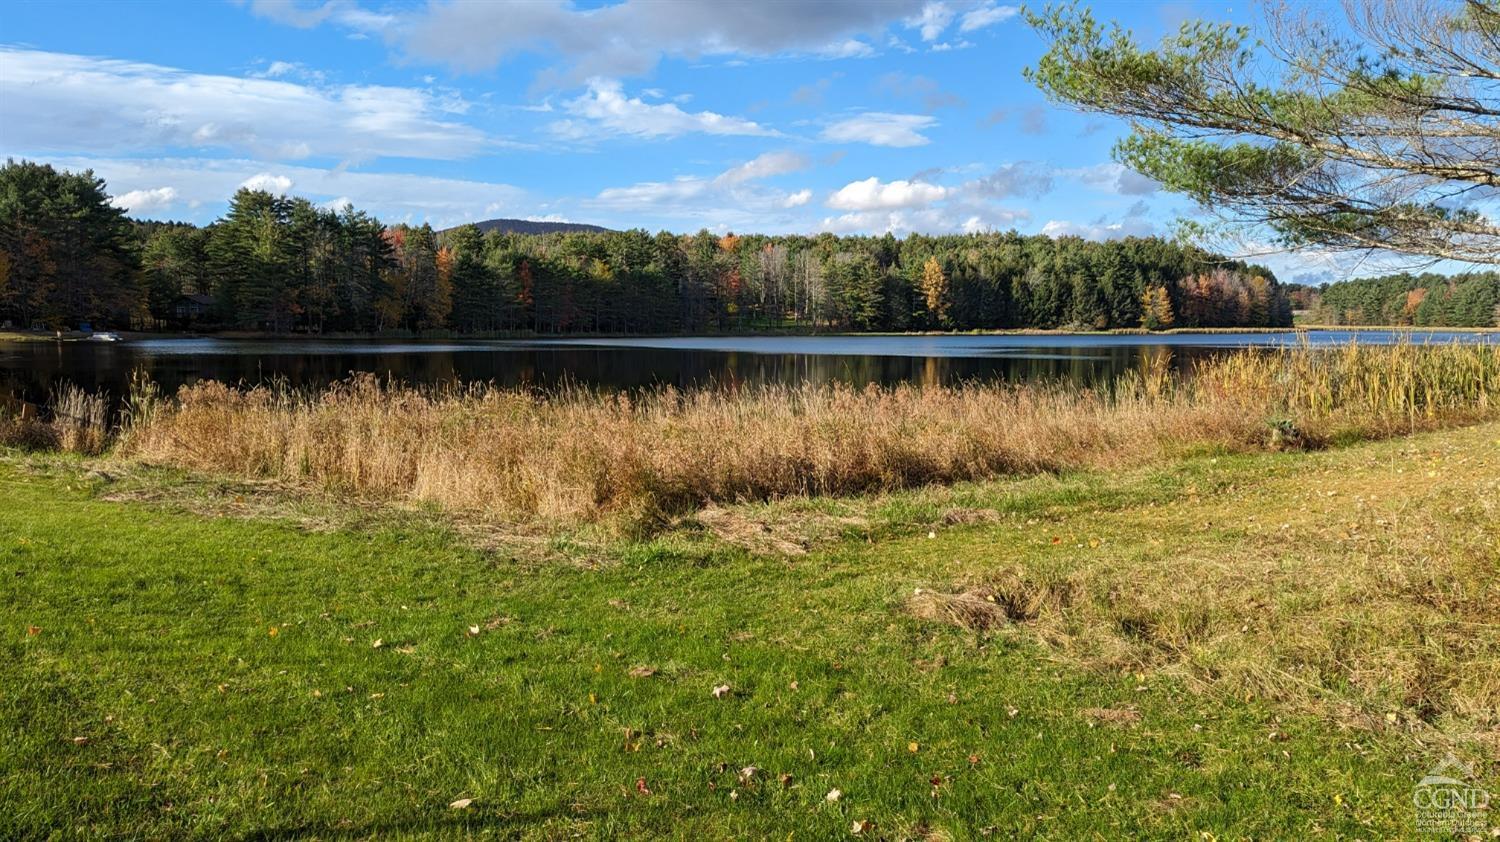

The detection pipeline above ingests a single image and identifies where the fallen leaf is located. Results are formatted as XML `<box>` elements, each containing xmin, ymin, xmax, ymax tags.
<box><xmin>267</xmin><ymin>626</ymin><xmax>279</xmax><ymax>637</ymax></box>
<box><xmin>826</xmin><ymin>788</ymin><xmax>842</xmax><ymax>802</ymax></box>
<box><xmin>466</xmin><ymin>625</ymin><xmax>480</xmax><ymax>637</ymax></box>
<box><xmin>26</xmin><ymin>626</ymin><xmax>41</xmax><ymax>637</ymax></box>
<box><xmin>448</xmin><ymin>798</ymin><xmax>472</xmax><ymax>810</ymax></box>
<box><xmin>627</xmin><ymin>665</ymin><xmax>656</xmax><ymax>679</ymax></box>
<box><xmin>851</xmin><ymin>819</ymin><xmax>872</xmax><ymax>835</ymax></box>
<box><xmin>908</xmin><ymin>741</ymin><xmax>919</xmax><ymax>753</ymax></box>
<box><xmin>779</xmin><ymin>773</ymin><xmax>793</xmax><ymax>788</ymax></box>
<box><xmin>738</xmin><ymin>766</ymin><xmax>760</xmax><ymax>784</ymax></box>
<box><xmin>71</xmin><ymin>736</ymin><xmax>89</xmax><ymax>745</ymax></box>
<box><xmin>635</xmin><ymin>777</ymin><xmax>651</xmax><ymax>795</ymax></box>
<box><xmin>711</xmin><ymin>684</ymin><xmax>731</xmax><ymax>699</ymax></box>
<box><xmin>371</xmin><ymin>638</ymin><xmax>384</xmax><ymax>649</ymax></box>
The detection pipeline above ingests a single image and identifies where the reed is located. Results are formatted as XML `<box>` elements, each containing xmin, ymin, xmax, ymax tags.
<box><xmin>102</xmin><ymin>341</ymin><xmax>1500</xmax><ymax>526</ymax></box>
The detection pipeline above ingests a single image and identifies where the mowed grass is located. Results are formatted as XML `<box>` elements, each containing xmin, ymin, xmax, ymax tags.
<box><xmin>3</xmin><ymin>425</ymin><xmax>1499</xmax><ymax>838</ymax></box>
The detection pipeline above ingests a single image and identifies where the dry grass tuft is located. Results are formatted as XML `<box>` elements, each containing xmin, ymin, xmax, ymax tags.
<box><xmin>0</xmin><ymin>386</ymin><xmax>108</xmax><ymax>454</ymax></box>
<box><xmin>907</xmin><ymin>587</ymin><xmax>1014</xmax><ymax>631</ymax></box>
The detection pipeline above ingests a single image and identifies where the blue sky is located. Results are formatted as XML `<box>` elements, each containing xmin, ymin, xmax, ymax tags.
<box><xmin>4</xmin><ymin>0</ymin><xmax>1355</xmax><ymax>278</ymax></box>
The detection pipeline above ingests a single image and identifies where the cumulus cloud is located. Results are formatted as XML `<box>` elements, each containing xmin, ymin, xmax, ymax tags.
<box><xmin>0</xmin><ymin>47</ymin><xmax>498</xmax><ymax>162</ymax></box>
<box><xmin>959</xmin><ymin>2</ymin><xmax>1019</xmax><ymax>32</ymax></box>
<box><xmin>816</xmin><ymin>164</ymin><xmax>1052</xmax><ymax>234</ymax></box>
<box><xmin>548</xmin><ymin>78</ymin><xmax>776</xmax><ymax>140</ymax></box>
<box><xmin>828</xmin><ymin>177</ymin><xmax>951</xmax><ymax>211</ymax></box>
<box><xmin>110</xmin><ymin>186</ymin><xmax>178</xmax><ymax>213</ymax></box>
<box><xmin>240</xmin><ymin>173</ymin><xmax>294</xmax><ymax>193</ymax></box>
<box><xmin>820</xmin><ymin>206</ymin><xmax>1028</xmax><ymax>236</ymax></box>
<box><xmin>783</xmin><ymin>189</ymin><xmax>813</xmax><ymax>208</ymax></box>
<box><xmin>821</xmin><ymin>112</ymin><xmax>936</xmax><ymax>147</ymax></box>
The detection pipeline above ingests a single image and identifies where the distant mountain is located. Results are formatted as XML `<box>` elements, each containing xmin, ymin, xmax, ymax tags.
<box><xmin>449</xmin><ymin>218</ymin><xmax>612</xmax><ymax>236</ymax></box>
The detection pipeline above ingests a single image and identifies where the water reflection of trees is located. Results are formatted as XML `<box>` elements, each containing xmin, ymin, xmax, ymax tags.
<box><xmin>2</xmin><ymin>341</ymin><xmax>1225</xmax><ymax>408</ymax></box>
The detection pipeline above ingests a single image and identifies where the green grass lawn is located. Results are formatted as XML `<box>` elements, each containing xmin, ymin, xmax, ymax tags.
<box><xmin>3</xmin><ymin>427</ymin><xmax>1497</xmax><ymax>838</ymax></box>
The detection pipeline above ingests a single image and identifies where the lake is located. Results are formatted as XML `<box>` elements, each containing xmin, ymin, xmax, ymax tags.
<box><xmin>3</xmin><ymin>330</ymin><xmax>1496</xmax><ymax>404</ymax></box>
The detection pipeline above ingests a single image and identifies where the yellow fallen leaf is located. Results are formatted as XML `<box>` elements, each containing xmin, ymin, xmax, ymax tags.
<box><xmin>267</xmin><ymin>626</ymin><xmax>279</xmax><ymax>637</ymax></box>
<box><xmin>907</xmin><ymin>741</ymin><xmax>919</xmax><ymax>753</ymax></box>
<box><xmin>449</xmin><ymin>798</ymin><xmax>473</xmax><ymax>809</ymax></box>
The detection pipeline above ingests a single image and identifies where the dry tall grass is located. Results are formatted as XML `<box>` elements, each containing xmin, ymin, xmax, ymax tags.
<box><xmin>108</xmin><ymin>341</ymin><xmax>1500</xmax><ymax>526</ymax></box>
<box><xmin>0</xmin><ymin>385</ymin><xmax>108</xmax><ymax>455</ymax></box>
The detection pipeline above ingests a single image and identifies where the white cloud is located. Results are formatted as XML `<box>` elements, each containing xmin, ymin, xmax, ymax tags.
<box><xmin>959</xmin><ymin>2</ymin><xmax>1019</xmax><ymax>32</ymax></box>
<box><xmin>821</xmin><ymin>112</ymin><xmax>936</xmax><ymax>147</ymax></box>
<box><xmin>110</xmin><ymin>186</ymin><xmax>178</xmax><ymax>213</ymax></box>
<box><xmin>827</xmin><ymin>176</ymin><xmax>951</xmax><ymax>211</ymax></box>
<box><xmin>783</xmin><ymin>189</ymin><xmax>813</xmax><ymax>208</ymax></box>
<box><xmin>714</xmin><ymin>151</ymin><xmax>811</xmax><ymax>186</ymax></box>
<box><xmin>820</xmin><ymin>206</ymin><xmax>1028</xmax><ymax>236</ymax></box>
<box><xmin>0</xmin><ymin>48</ymin><xmax>498</xmax><ymax>162</ymax></box>
<box><xmin>906</xmin><ymin>2</ymin><xmax>956</xmax><ymax>41</ymax></box>
<box><xmin>548</xmin><ymin>78</ymin><xmax>776</xmax><ymax>141</ymax></box>
<box><xmin>240</xmin><ymin>173</ymin><xmax>294</xmax><ymax>194</ymax></box>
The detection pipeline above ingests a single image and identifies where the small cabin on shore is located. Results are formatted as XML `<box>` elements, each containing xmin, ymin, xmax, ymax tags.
<box><xmin>173</xmin><ymin>293</ymin><xmax>216</xmax><ymax>323</ymax></box>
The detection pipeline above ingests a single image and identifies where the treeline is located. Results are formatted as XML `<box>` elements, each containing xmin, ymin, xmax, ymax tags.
<box><xmin>1307</xmin><ymin>273</ymin><xmax>1500</xmax><ymax>327</ymax></box>
<box><xmin>2</xmin><ymin>159</ymin><xmax>1293</xmax><ymax>333</ymax></box>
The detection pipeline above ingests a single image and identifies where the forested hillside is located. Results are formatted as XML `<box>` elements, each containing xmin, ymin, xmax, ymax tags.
<box><xmin>2</xmin><ymin>159</ymin><xmax>1293</xmax><ymax>333</ymax></box>
<box><xmin>1307</xmin><ymin>273</ymin><xmax>1500</xmax><ymax>327</ymax></box>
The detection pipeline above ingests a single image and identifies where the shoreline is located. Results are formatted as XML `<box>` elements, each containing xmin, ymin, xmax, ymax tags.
<box><xmin>5</xmin><ymin>324</ymin><xmax>1499</xmax><ymax>344</ymax></box>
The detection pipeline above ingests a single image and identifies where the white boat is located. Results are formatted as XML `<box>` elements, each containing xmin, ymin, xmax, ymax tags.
<box><xmin>88</xmin><ymin>331</ymin><xmax>121</xmax><ymax>342</ymax></box>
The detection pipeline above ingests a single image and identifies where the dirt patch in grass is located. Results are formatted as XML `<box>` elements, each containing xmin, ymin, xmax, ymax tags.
<box><xmin>1080</xmin><ymin>707</ymin><xmax>1142</xmax><ymax>727</ymax></box>
<box><xmin>691</xmin><ymin>504</ymin><xmax>869</xmax><ymax>556</ymax></box>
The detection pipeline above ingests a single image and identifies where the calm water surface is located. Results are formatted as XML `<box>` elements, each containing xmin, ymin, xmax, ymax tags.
<box><xmin>3</xmin><ymin>331</ymin><xmax>1495</xmax><ymax>404</ymax></box>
